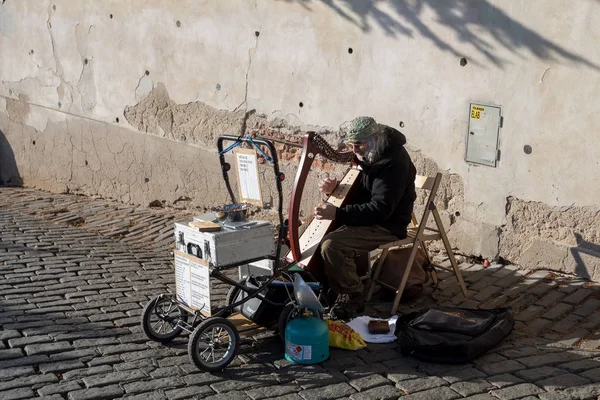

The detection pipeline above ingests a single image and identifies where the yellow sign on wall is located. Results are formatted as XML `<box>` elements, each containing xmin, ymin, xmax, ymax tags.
<box><xmin>471</xmin><ymin>105</ymin><xmax>485</xmax><ymax>120</ymax></box>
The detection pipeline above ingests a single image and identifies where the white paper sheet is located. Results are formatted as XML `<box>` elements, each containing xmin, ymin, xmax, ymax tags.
<box><xmin>235</xmin><ymin>149</ymin><xmax>262</xmax><ymax>204</ymax></box>
<box><xmin>347</xmin><ymin>315</ymin><xmax>398</xmax><ymax>343</ymax></box>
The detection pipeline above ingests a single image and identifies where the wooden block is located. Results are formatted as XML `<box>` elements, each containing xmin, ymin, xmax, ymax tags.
<box><xmin>188</xmin><ymin>220</ymin><xmax>222</xmax><ymax>232</ymax></box>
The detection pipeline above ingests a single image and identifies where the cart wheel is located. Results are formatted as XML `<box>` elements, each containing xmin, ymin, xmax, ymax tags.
<box><xmin>142</xmin><ymin>295</ymin><xmax>188</xmax><ymax>343</ymax></box>
<box><xmin>278</xmin><ymin>303</ymin><xmax>323</xmax><ymax>341</ymax></box>
<box><xmin>188</xmin><ymin>317</ymin><xmax>239</xmax><ymax>372</ymax></box>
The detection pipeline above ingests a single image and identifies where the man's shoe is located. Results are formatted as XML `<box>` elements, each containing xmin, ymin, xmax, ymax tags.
<box><xmin>329</xmin><ymin>293</ymin><xmax>365</xmax><ymax>321</ymax></box>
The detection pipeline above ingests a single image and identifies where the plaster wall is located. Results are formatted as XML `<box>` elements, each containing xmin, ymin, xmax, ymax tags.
<box><xmin>1</xmin><ymin>0</ymin><xmax>599</xmax><ymax>279</ymax></box>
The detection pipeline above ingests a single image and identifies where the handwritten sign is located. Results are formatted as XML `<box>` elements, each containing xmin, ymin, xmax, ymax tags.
<box><xmin>234</xmin><ymin>148</ymin><xmax>263</xmax><ymax>206</ymax></box>
<box><xmin>174</xmin><ymin>250</ymin><xmax>211</xmax><ymax>316</ymax></box>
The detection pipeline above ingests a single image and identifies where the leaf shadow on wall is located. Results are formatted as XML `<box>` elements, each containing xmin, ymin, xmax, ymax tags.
<box><xmin>278</xmin><ymin>0</ymin><xmax>600</xmax><ymax>70</ymax></box>
<box><xmin>572</xmin><ymin>233</ymin><xmax>600</xmax><ymax>281</ymax></box>
<box><xmin>0</xmin><ymin>129</ymin><xmax>22</xmax><ymax>187</ymax></box>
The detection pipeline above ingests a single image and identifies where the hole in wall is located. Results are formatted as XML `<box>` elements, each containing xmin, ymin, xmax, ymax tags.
<box><xmin>255</xmin><ymin>31</ymin><xmax>260</xmax><ymax>37</ymax></box>
<box><xmin>8</xmin><ymin>89</ymin><xmax>12</xmax><ymax>95</ymax></box>
<box><xmin>85</xmin><ymin>160</ymin><xmax>88</xmax><ymax>166</ymax></box>
<box><xmin>216</xmin><ymin>84</ymin><xmax>221</xmax><ymax>91</ymax></box>
<box><xmin>523</xmin><ymin>145</ymin><xmax>532</xmax><ymax>154</ymax></box>
<box><xmin>176</xmin><ymin>20</ymin><xmax>181</xmax><ymax>27</ymax></box>
<box><xmin>399</xmin><ymin>121</ymin><xmax>405</xmax><ymax>128</ymax></box>
<box><xmin>110</xmin><ymin>14</ymin><xmax>113</xmax><ymax>19</ymax></box>
<box><xmin>52</xmin><ymin>4</ymin><xmax>56</xmax><ymax>10</ymax></box>
<box><xmin>145</xmin><ymin>70</ymin><xmax>149</xmax><ymax>76</ymax></box>
<box><xmin>144</xmin><ymin>178</ymin><xmax>150</xmax><ymax>183</ymax></box>
<box><xmin>115</xmin><ymin>117</ymin><xmax>120</xmax><ymax>123</ymax></box>
<box><xmin>58</xmin><ymin>101</ymin><xmax>61</xmax><ymax>108</ymax></box>
<box><xmin>348</xmin><ymin>48</ymin><xmax>353</xmax><ymax>54</ymax></box>
<box><xmin>460</xmin><ymin>57</ymin><xmax>468</xmax><ymax>66</ymax></box>
<box><xmin>29</xmin><ymin>49</ymin><xmax>34</xmax><ymax>55</ymax></box>
<box><xmin>84</xmin><ymin>58</ymin><xmax>88</xmax><ymax>65</ymax></box>
<box><xmin>455</xmin><ymin>211</ymin><xmax>461</xmax><ymax>217</ymax></box>
<box><xmin>32</xmin><ymin>141</ymin><xmax>36</xmax><ymax>145</ymax></box>
<box><xmin>299</xmin><ymin>102</ymin><xmax>304</xmax><ymax>108</ymax></box>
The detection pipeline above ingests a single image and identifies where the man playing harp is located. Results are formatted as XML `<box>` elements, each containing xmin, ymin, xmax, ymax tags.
<box><xmin>314</xmin><ymin>116</ymin><xmax>417</xmax><ymax>320</ymax></box>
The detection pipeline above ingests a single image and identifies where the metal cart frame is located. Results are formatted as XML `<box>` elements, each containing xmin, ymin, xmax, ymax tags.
<box><xmin>141</xmin><ymin>135</ymin><xmax>321</xmax><ymax>372</ymax></box>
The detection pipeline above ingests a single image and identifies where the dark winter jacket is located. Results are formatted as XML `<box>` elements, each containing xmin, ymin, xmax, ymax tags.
<box><xmin>335</xmin><ymin>126</ymin><xmax>417</xmax><ymax>239</ymax></box>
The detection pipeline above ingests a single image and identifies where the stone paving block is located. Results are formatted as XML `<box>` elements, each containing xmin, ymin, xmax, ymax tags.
<box><xmin>67</xmin><ymin>384</ymin><xmax>124</xmax><ymax>400</ymax></box>
<box><xmin>0</xmin><ymin>330</ymin><xmax>21</xmax><ymax>341</ymax></box>
<box><xmin>477</xmin><ymin>360</ymin><xmax>526</xmax><ymax>375</ymax></box>
<box><xmin>183</xmin><ymin>372</ymin><xmax>228</xmax><ymax>386</ymax></box>
<box><xmin>39</xmin><ymin>360</ymin><xmax>86</xmax><ymax>374</ymax></box>
<box><xmin>97</xmin><ymin>343</ymin><xmax>148</xmax><ymax>356</ymax></box>
<box><xmin>489</xmin><ymin>383</ymin><xmax>545</xmax><ymax>399</ymax></box>
<box><xmin>149</xmin><ymin>366</ymin><xmax>185</xmax><ymax>379</ymax></box>
<box><xmin>439</xmin><ymin>367</ymin><xmax>487</xmax><ymax>384</ymax></box>
<box><xmin>450</xmin><ymin>379</ymin><xmax>495</xmax><ymax>397</ymax></box>
<box><xmin>298</xmin><ymin>382</ymin><xmax>356</xmax><ymax>400</ymax></box>
<box><xmin>486</xmin><ymin>373</ymin><xmax>526</xmax><ymax>388</ymax></box>
<box><xmin>461</xmin><ymin>395</ymin><xmax>497</xmax><ymax>400</ymax></box>
<box><xmin>542</xmin><ymin>303</ymin><xmax>573</xmax><ymax>320</ymax></box>
<box><xmin>535</xmin><ymin>373</ymin><xmax>591</xmax><ymax>391</ymax></box>
<box><xmin>546</xmin><ymin>329</ymin><xmax>589</xmax><ymax>348</ymax></box>
<box><xmin>244</xmin><ymin>382</ymin><xmax>298</xmax><ymax>399</ymax></box>
<box><xmin>545</xmin><ymin>383</ymin><xmax>600</xmax><ymax>400</ymax></box>
<box><xmin>62</xmin><ymin>365</ymin><xmax>114</xmax><ymax>381</ymax></box>
<box><xmin>119</xmin><ymin>392</ymin><xmax>166</xmax><ymax>400</ymax></box>
<box><xmin>24</xmin><ymin>341</ymin><xmax>73</xmax><ymax>356</ymax></box>
<box><xmin>398</xmin><ymin>386</ymin><xmax>461</xmax><ymax>400</ymax></box>
<box><xmin>514</xmin><ymin>366</ymin><xmax>566</xmax><ymax>381</ymax></box>
<box><xmin>572</xmin><ymin>298</ymin><xmax>600</xmax><ymax>317</ymax></box>
<box><xmin>516</xmin><ymin>351</ymin><xmax>587</xmax><ymax>368</ymax></box>
<box><xmin>0</xmin><ymin>387</ymin><xmax>34</xmax><ymax>400</ymax></box>
<box><xmin>165</xmin><ymin>385</ymin><xmax>215</xmax><ymax>400</ymax></box>
<box><xmin>82</xmin><ymin>369</ymin><xmax>147</xmax><ymax>388</ymax></box>
<box><xmin>0</xmin><ymin>348</ymin><xmax>25</xmax><ymax>360</ymax></box>
<box><xmin>0</xmin><ymin>355</ymin><xmax>50</xmax><ymax>368</ymax></box>
<box><xmin>551</xmin><ymin>314</ymin><xmax>583</xmax><ymax>333</ymax></box>
<box><xmin>49</xmin><ymin>349</ymin><xmax>98</xmax><ymax>362</ymax></box>
<box><xmin>579</xmin><ymin>367</ymin><xmax>600</xmax><ymax>382</ymax></box>
<box><xmin>536</xmin><ymin>291</ymin><xmax>566</xmax><ymax>307</ymax></box>
<box><xmin>386</xmin><ymin>366</ymin><xmax>426</xmax><ymax>383</ymax></box>
<box><xmin>348</xmin><ymin>384</ymin><xmax>403</xmax><ymax>400</ymax></box>
<box><xmin>557</xmin><ymin>360</ymin><xmax>600</xmax><ymax>373</ymax></box>
<box><xmin>515</xmin><ymin>305</ymin><xmax>546</xmax><ymax>322</ymax></box>
<box><xmin>201</xmin><ymin>391</ymin><xmax>252</xmax><ymax>400</ymax></box>
<box><xmin>348</xmin><ymin>374</ymin><xmax>390</xmax><ymax>391</ymax></box>
<box><xmin>343</xmin><ymin>363</ymin><xmax>388</xmax><ymax>380</ymax></box>
<box><xmin>37</xmin><ymin>381</ymin><xmax>82</xmax><ymax>396</ymax></box>
<box><xmin>294</xmin><ymin>370</ymin><xmax>348</xmax><ymax>390</ymax></box>
<box><xmin>0</xmin><ymin>374</ymin><xmax>58</xmax><ymax>392</ymax></box>
<box><xmin>562</xmin><ymin>288</ymin><xmax>593</xmax><ymax>304</ymax></box>
<box><xmin>395</xmin><ymin>376</ymin><xmax>448</xmax><ymax>394</ymax></box>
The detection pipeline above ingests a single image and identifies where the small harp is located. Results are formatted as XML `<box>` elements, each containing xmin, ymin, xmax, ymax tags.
<box><xmin>285</xmin><ymin>132</ymin><xmax>361</xmax><ymax>280</ymax></box>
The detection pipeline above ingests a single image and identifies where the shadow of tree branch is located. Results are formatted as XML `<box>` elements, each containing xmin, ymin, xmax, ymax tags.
<box><xmin>277</xmin><ymin>0</ymin><xmax>600</xmax><ymax>70</ymax></box>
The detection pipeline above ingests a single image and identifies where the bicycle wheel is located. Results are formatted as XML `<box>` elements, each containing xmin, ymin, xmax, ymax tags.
<box><xmin>141</xmin><ymin>295</ymin><xmax>187</xmax><ymax>343</ymax></box>
<box><xmin>188</xmin><ymin>317</ymin><xmax>239</xmax><ymax>372</ymax></box>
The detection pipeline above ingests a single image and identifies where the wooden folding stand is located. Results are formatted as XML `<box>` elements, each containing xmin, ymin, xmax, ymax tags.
<box><xmin>366</xmin><ymin>173</ymin><xmax>469</xmax><ymax>315</ymax></box>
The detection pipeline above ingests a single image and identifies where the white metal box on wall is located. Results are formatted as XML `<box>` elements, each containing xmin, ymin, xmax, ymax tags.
<box><xmin>173</xmin><ymin>220</ymin><xmax>275</xmax><ymax>268</ymax></box>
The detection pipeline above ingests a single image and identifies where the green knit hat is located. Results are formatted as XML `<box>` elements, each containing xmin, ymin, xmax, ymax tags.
<box><xmin>346</xmin><ymin>116</ymin><xmax>382</xmax><ymax>142</ymax></box>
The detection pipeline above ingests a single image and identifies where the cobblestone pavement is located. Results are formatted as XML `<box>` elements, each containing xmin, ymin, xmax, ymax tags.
<box><xmin>0</xmin><ymin>187</ymin><xmax>599</xmax><ymax>400</ymax></box>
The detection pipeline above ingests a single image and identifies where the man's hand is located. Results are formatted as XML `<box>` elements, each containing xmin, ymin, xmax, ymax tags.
<box><xmin>314</xmin><ymin>203</ymin><xmax>337</xmax><ymax>220</ymax></box>
<box><xmin>318</xmin><ymin>177</ymin><xmax>338</xmax><ymax>195</ymax></box>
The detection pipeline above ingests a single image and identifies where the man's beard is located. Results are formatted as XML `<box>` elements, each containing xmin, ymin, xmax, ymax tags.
<box><xmin>363</xmin><ymin>133</ymin><xmax>389</xmax><ymax>165</ymax></box>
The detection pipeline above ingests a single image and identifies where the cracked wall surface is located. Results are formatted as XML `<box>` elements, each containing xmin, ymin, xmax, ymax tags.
<box><xmin>1</xmin><ymin>0</ymin><xmax>600</xmax><ymax>279</ymax></box>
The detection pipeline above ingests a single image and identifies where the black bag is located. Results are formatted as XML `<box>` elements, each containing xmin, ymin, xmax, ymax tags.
<box><xmin>234</xmin><ymin>276</ymin><xmax>291</xmax><ymax>326</ymax></box>
<box><xmin>396</xmin><ymin>306</ymin><xmax>514</xmax><ymax>364</ymax></box>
